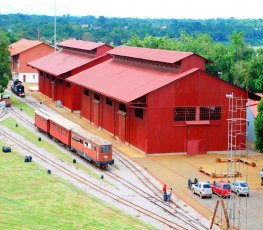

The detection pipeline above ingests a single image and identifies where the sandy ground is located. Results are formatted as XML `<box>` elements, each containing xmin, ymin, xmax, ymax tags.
<box><xmin>25</xmin><ymin>87</ymin><xmax>263</xmax><ymax>229</ymax></box>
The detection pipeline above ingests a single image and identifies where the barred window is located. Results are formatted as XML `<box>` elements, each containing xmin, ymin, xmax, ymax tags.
<box><xmin>84</xmin><ymin>89</ymin><xmax>89</xmax><ymax>96</ymax></box>
<box><xmin>119</xmin><ymin>103</ymin><xmax>126</xmax><ymax>113</ymax></box>
<box><xmin>106</xmin><ymin>97</ymin><xmax>112</xmax><ymax>106</ymax></box>
<box><xmin>174</xmin><ymin>107</ymin><xmax>196</xmax><ymax>121</ymax></box>
<box><xmin>200</xmin><ymin>106</ymin><xmax>221</xmax><ymax>120</ymax></box>
<box><xmin>135</xmin><ymin>108</ymin><xmax>144</xmax><ymax>119</ymax></box>
<box><xmin>94</xmin><ymin>93</ymin><xmax>100</xmax><ymax>101</ymax></box>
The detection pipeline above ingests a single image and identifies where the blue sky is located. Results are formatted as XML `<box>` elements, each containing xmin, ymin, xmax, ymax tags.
<box><xmin>0</xmin><ymin>0</ymin><xmax>262</xmax><ymax>19</ymax></box>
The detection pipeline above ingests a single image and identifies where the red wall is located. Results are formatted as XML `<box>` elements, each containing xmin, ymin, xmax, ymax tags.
<box><xmin>39</xmin><ymin>74</ymin><xmax>45</xmax><ymax>94</ymax></box>
<box><xmin>145</xmin><ymin>70</ymin><xmax>247</xmax><ymax>154</ymax></box>
<box><xmin>102</xmin><ymin>97</ymin><xmax>115</xmax><ymax>134</ymax></box>
<box><xmin>180</xmin><ymin>55</ymin><xmax>206</xmax><ymax>72</ymax></box>
<box><xmin>18</xmin><ymin>43</ymin><xmax>54</xmax><ymax>73</ymax></box>
<box><xmin>96</xmin><ymin>45</ymin><xmax>113</xmax><ymax>56</ymax></box>
<box><xmin>81</xmin><ymin>89</ymin><xmax>91</xmax><ymax>121</ymax></box>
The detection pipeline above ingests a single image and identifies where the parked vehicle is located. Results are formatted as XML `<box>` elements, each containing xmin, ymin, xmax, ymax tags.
<box><xmin>11</xmin><ymin>79</ymin><xmax>25</xmax><ymax>97</ymax></box>
<box><xmin>211</xmin><ymin>181</ymin><xmax>231</xmax><ymax>198</ymax></box>
<box><xmin>34</xmin><ymin>109</ymin><xmax>114</xmax><ymax>169</ymax></box>
<box><xmin>231</xmin><ymin>181</ymin><xmax>249</xmax><ymax>197</ymax></box>
<box><xmin>0</xmin><ymin>94</ymin><xmax>12</xmax><ymax>107</ymax></box>
<box><xmin>192</xmin><ymin>182</ymin><xmax>212</xmax><ymax>198</ymax></box>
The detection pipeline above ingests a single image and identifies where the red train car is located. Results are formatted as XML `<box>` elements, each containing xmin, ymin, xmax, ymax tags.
<box><xmin>34</xmin><ymin>109</ymin><xmax>51</xmax><ymax>133</ymax></box>
<box><xmin>49</xmin><ymin>115</ymin><xmax>79</xmax><ymax>147</ymax></box>
<box><xmin>71</xmin><ymin>128</ymin><xmax>113</xmax><ymax>168</ymax></box>
<box><xmin>34</xmin><ymin>109</ymin><xmax>114</xmax><ymax>168</ymax></box>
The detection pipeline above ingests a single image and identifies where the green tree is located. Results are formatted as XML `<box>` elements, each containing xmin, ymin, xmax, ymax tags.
<box><xmin>0</xmin><ymin>31</ymin><xmax>11</xmax><ymax>93</ymax></box>
<box><xmin>255</xmin><ymin>98</ymin><xmax>263</xmax><ymax>153</ymax></box>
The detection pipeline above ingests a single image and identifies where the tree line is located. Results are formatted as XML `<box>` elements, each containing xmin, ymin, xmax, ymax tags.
<box><xmin>0</xmin><ymin>14</ymin><xmax>263</xmax><ymax>46</ymax></box>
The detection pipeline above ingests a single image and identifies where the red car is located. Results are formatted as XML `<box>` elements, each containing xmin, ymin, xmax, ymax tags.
<box><xmin>211</xmin><ymin>181</ymin><xmax>231</xmax><ymax>198</ymax></box>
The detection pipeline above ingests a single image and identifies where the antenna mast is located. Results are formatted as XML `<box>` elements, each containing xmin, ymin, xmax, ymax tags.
<box><xmin>54</xmin><ymin>0</ymin><xmax>57</xmax><ymax>51</ymax></box>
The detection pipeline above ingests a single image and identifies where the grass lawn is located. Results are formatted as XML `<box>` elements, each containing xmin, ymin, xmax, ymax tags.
<box><xmin>0</xmin><ymin>140</ymin><xmax>155</xmax><ymax>230</ymax></box>
<box><xmin>1</xmin><ymin>117</ymin><xmax>102</xmax><ymax>180</ymax></box>
<box><xmin>9</xmin><ymin>93</ymin><xmax>35</xmax><ymax>118</ymax></box>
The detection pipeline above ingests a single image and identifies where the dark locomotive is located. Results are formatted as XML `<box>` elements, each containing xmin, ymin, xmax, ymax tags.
<box><xmin>11</xmin><ymin>79</ymin><xmax>25</xmax><ymax>97</ymax></box>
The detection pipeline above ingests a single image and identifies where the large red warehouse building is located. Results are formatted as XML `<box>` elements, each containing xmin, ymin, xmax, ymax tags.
<box><xmin>28</xmin><ymin>39</ymin><xmax>112</xmax><ymax>111</ymax></box>
<box><xmin>67</xmin><ymin>46</ymin><xmax>260</xmax><ymax>155</ymax></box>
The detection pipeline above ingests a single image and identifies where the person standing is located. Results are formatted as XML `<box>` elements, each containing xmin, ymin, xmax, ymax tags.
<box><xmin>260</xmin><ymin>169</ymin><xmax>263</xmax><ymax>186</ymax></box>
<box><xmin>163</xmin><ymin>184</ymin><xmax>167</xmax><ymax>201</ymax></box>
<box><xmin>167</xmin><ymin>188</ymin><xmax>172</xmax><ymax>202</ymax></box>
<box><xmin>163</xmin><ymin>184</ymin><xmax>167</xmax><ymax>193</ymax></box>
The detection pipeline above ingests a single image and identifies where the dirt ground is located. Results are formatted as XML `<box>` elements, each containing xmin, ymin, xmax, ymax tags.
<box><xmin>27</xmin><ymin>87</ymin><xmax>263</xmax><ymax>229</ymax></box>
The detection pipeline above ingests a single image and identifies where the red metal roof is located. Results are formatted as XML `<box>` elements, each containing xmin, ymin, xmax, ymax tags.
<box><xmin>9</xmin><ymin>38</ymin><xmax>43</xmax><ymax>56</ymax></box>
<box><xmin>67</xmin><ymin>59</ymin><xmax>198</xmax><ymax>103</ymax></box>
<box><xmin>28</xmin><ymin>50</ymin><xmax>101</xmax><ymax>76</ymax></box>
<box><xmin>107</xmin><ymin>45</ymin><xmax>197</xmax><ymax>64</ymax></box>
<box><xmin>58</xmin><ymin>39</ymin><xmax>107</xmax><ymax>51</ymax></box>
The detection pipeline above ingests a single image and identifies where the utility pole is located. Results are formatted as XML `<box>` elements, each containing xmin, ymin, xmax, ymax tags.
<box><xmin>54</xmin><ymin>0</ymin><xmax>57</xmax><ymax>51</ymax></box>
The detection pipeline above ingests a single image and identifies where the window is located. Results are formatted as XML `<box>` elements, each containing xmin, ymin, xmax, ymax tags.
<box><xmin>84</xmin><ymin>89</ymin><xmax>89</xmax><ymax>96</ymax></box>
<box><xmin>119</xmin><ymin>103</ymin><xmax>126</xmax><ymax>113</ymax></box>
<box><xmin>66</xmin><ymin>82</ymin><xmax>70</xmax><ymax>88</ymax></box>
<box><xmin>94</xmin><ymin>93</ymin><xmax>100</xmax><ymax>101</ymax></box>
<box><xmin>59</xmin><ymin>79</ymin><xmax>63</xmax><ymax>84</ymax></box>
<box><xmin>32</xmin><ymin>75</ymin><xmax>35</xmax><ymax>79</ymax></box>
<box><xmin>200</xmin><ymin>106</ymin><xmax>221</xmax><ymax>120</ymax></box>
<box><xmin>106</xmin><ymin>97</ymin><xmax>112</xmax><ymax>106</ymax></box>
<box><xmin>174</xmin><ymin>107</ymin><xmax>196</xmax><ymax>121</ymax></box>
<box><xmin>100</xmin><ymin>145</ymin><xmax>111</xmax><ymax>153</ymax></box>
<box><xmin>135</xmin><ymin>108</ymin><xmax>144</xmax><ymax>119</ymax></box>
<box><xmin>72</xmin><ymin>135</ymin><xmax>83</xmax><ymax>144</ymax></box>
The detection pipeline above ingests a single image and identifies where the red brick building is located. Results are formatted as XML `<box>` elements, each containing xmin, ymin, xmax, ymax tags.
<box><xmin>28</xmin><ymin>40</ymin><xmax>112</xmax><ymax>111</ymax></box>
<box><xmin>9</xmin><ymin>39</ymin><xmax>54</xmax><ymax>83</ymax></box>
<box><xmin>67</xmin><ymin>46</ymin><xmax>260</xmax><ymax>154</ymax></box>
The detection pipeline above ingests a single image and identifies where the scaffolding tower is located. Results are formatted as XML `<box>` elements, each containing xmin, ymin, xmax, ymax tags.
<box><xmin>225</xmin><ymin>93</ymin><xmax>248</xmax><ymax>230</ymax></box>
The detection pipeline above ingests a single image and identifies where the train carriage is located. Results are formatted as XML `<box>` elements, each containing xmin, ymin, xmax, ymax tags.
<box><xmin>34</xmin><ymin>109</ymin><xmax>51</xmax><ymax>133</ymax></box>
<box><xmin>34</xmin><ymin>109</ymin><xmax>114</xmax><ymax>168</ymax></box>
<box><xmin>71</xmin><ymin>128</ymin><xmax>114</xmax><ymax>167</ymax></box>
<box><xmin>49</xmin><ymin>115</ymin><xmax>80</xmax><ymax>147</ymax></box>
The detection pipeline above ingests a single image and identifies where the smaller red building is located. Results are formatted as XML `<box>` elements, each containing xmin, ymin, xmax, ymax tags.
<box><xmin>9</xmin><ymin>39</ymin><xmax>54</xmax><ymax>83</ymax></box>
<box><xmin>28</xmin><ymin>39</ymin><xmax>112</xmax><ymax>111</ymax></box>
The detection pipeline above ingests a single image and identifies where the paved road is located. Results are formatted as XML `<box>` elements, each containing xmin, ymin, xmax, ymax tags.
<box><xmin>187</xmin><ymin>188</ymin><xmax>263</xmax><ymax>230</ymax></box>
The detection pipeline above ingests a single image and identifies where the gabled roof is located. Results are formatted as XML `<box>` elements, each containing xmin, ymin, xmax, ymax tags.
<box><xmin>67</xmin><ymin>58</ymin><xmax>260</xmax><ymax>104</ymax></box>
<box><xmin>67</xmin><ymin>59</ymin><xmax>198</xmax><ymax>103</ymax></box>
<box><xmin>28</xmin><ymin>50</ymin><xmax>103</xmax><ymax>76</ymax></box>
<box><xmin>106</xmin><ymin>45</ymin><xmax>208</xmax><ymax>64</ymax></box>
<box><xmin>9</xmin><ymin>38</ymin><xmax>43</xmax><ymax>56</ymax></box>
<box><xmin>58</xmin><ymin>39</ymin><xmax>108</xmax><ymax>51</ymax></box>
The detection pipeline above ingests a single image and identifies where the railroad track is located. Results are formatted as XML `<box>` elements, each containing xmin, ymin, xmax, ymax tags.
<box><xmin>8</xmin><ymin>103</ymin><xmax>214</xmax><ymax>229</ymax></box>
<box><xmin>0</xmin><ymin>128</ymin><xmax>188</xmax><ymax>230</ymax></box>
<box><xmin>0</xmin><ymin>107</ymin><xmax>9</xmax><ymax>119</ymax></box>
<box><xmin>112</xmin><ymin>151</ymin><xmax>211</xmax><ymax>230</ymax></box>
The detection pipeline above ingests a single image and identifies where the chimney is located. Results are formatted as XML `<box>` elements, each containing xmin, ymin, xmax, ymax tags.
<box><xmin>37</xmin><ymin>28</ymin><xmax>40</xmax><ymax>41</ymax></box>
